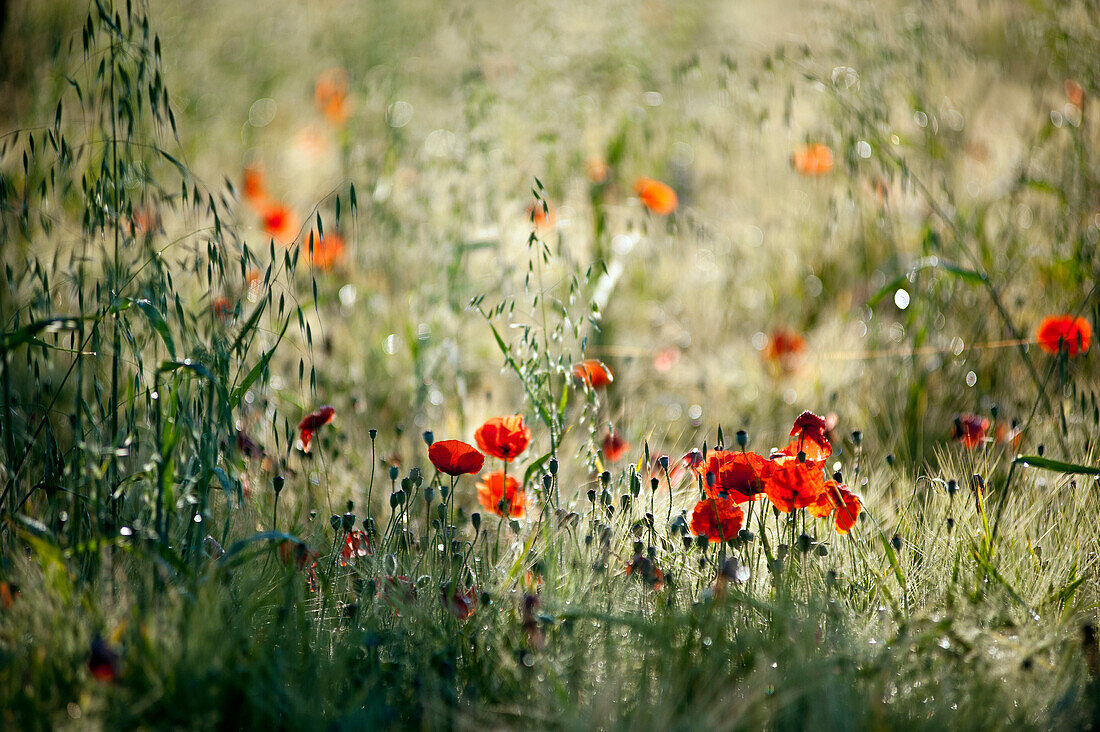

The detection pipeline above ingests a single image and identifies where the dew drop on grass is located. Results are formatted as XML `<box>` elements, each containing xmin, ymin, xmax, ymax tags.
<box><xmin>856</xmin><ymin>140</ymin><xmax>872</xmax><ymax>158</ymax></box>
<box><xmin>894</xmin><ymin>289</ymin><xmax>910</xmax><ymax>309</ymax></box>
<box><xmin>965</xmin><ymin>371</ymin><xmax>977</xmax><ymax>387</ymax></box>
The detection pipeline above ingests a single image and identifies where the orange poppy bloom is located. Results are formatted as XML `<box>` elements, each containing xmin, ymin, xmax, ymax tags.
<box><xmin>573</xmin><ymin>359</ymin><xmax>614</xmax><ymax>389</ymax></box>
<box><xmin>477</xmin><ymin>472</ymin><xmax>526</xmax><ymax>518</ymax></box>
<box><xmin>261</xmin><ymin>203</ymin><xmax>300</xmax><ymax>244</ymax></box>
<box><xmin>527</xmin><ymin>202</ymin><xmax>554</xmax><ymax>230</ymax></box>
<box><xmin>298</xmin><ymin>405</ymin><xmax>335</xmax><ymax>453</ymax></box>
<box><xmin>242</xmin><ymin>165</ymin><xmax>268</xmax><ymax>208</ymax></box>
<box><xmin>1036</xmin><ymin>315</ymin><xmax>1091</xmax><ymax>357</ymax></box>
<box><xmin>277</xmin><ymin>539</ymin><xmax>319</xmax><ymax>570</ymax></box>
<box><xmin>995</xmin><ymin>421</ymin><xmax>1023</xmax><ymax>450</ymax></box>
<box><xmin>474</xmin><ymin>415</ymin><xmax>531</xmax><ymax>462</ymax></box>
<box><xmin>807</xmin><ymin>480</ymin><xmax>861</xmax><ymax>534</ymax></box>
<box><xmin>428</xmin><ymin>439</ymin><xmax>485</xmax><ymax>476</ymax></box>
<box><xmin>653</xmin><ymin>346</ymin><xmax>680</xmax><ymax>373</ymax></box>
<box><xmin>699</xmin><ymin>450</ymin><xmax>769</xmax><ymax>502</ymax></box>
<box><xmin>787</xmin><ymin>411</ymin><xmax>833</xmax><ymax>461</ymax></box>
<box><xmin>303</xmin><ymin>230</ymin><xmax>345</xmax><ymax>269</ymax></box>
<box><xmin>315</xmin><ymin>67</ymin><xmax>350</xmax><ymax>127</ymax></box>
<box><xmin>634</xmin><ymin>177</ymin><xmax>678</xmax><ymax>215</ymax></box>
<box><xmin>764</xmin><ymin>328</ymin><xmax>806</xmax><ymax>364</ymax></box>
<box><xmin>951</xmin><ymin>413</ymin><xmax>989</xmax><ymax>449</ymax></box>
<box><xmin>792</xmin><ymin>143</ymin><xmax>834</xmax><ymax>176</ymax></box>
<box><xmin>586</xmin><ymin>158</ymin><xmax>610</xmax><ymax>184</ymax></box>
<box><xmin>442</xmin><ymin>585</ymin><xmax>478</xmax><ymax>622</ymax></box>
<box><xmin>88</xmin><ymin>637</ymin><xmax>120</xmax><ymax>683</ymax></box>
<box><xmin>212</xmin><ymin>297</ymin><xmax>233</xmax><ymax>320</ymax></box>
<box><xmin>340</xmin><ymin>530</ymin><xmax>373</xmax><ymax>566</ymax></box>
<box><xmin>690</xmin><ymin>497</ymin><xmax>745</xmax><ymax>542</ymax></box>
<box><xmin>1066</xmin><ymin>79</ymin><xmax>1085</xmax><ymax>110</ymax></box>
<box><xmin>763</xmin><ymin>453</ymin><xmax>826</xmax><ymax>513</ymax></box>
<box><xmin>602</xmin><ymin>430</ymin><xmax>631</xmax><ymax>463</ymax></box>
<box><xmin>625</xmin><ymin>554</ymin><xmax>665</xmax><ymax>590</ymax></box>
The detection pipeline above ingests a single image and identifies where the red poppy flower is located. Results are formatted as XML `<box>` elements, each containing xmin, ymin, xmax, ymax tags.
<box><xmin>573</xmin><ymin>359</ymin><xmax>614</xmax><ymax>389</ymax></box>
<box><xmin>634</xmin><ymin>177</ymin><xmax>678</xmax><ymax>215</ymax></box>
<box><xmin>699</xmin><ymin>450</ymin><xmax>769</xmax><ymax>502</ymax></box>
<box><xmin>653</xmin><ymin>346</ymin><xmax>680</xmax><ymax>373</ymax></box>
<box><xmin>212</xmin><ymin>297</ymin><xmax>233</xmax><ymax>320</ymax></box>
<box><xmin>429</xmin><ymin>439</ymin><xmax>485</xmax><ymax>476</ymax></box>
<box><xmin>995</xmin><ymin>421</ymin><xmax>1023</xmax><ymax>450</ymax></box>
<box><xmin>763</xmin><ymin>453</ymin><xmax>826</xmax><ymax>513</ymax></box>
<box><xmin>442</xmin><ymin>585</ymin><xmax>478</xmax><ymax>622</ymax></box>
<box><xmin>379</xmin><ymin>574</ymin><xmax>415</xmax><ymax>614</ymax></box>
<box><xmin>690</xmin><ymin>497</ymin><xmax>745</xmax><ymax>542</ymax></box>
<box><xmin>586</xmin><ymin>158</ymin><xmax>610</xmax><ymax>184</ymax></box>
<box><xmin>1036</xmin><ymin>315</ymin><xmax>1091</xmax><ymax>357</ymax></box>
<box><xmin>477</xmin><ymin>472</ymin><xmax>526</xmax><ymax>518</ymax></box>
<box><xmin>304</xmin><ymin>231</ymin><xmax>345</xmax><ymax>270</ymax></box>
<box><xmin>340</xmin><ymin>531</ymin><xmax>373</xmax><ymax>566</ymax></box>
<box><xmin>243</xmin><ymin>165</ymin><xmax>268</xmax><ymax>208</ymax></box>
<box><xmin>298</xmin><ymin>405</ymin><xmax>335</xmax><ymax>453</ymax></box>
<box><xmin>764</xmin><ymin>328</ymin><xmax>806</xmax><ymax>364</ymax></box>
<box><xmin>315</xmin><ymin>67</ymin><xmax>350</xmax><ymax>127</ymax></box>
<box><xmin>792</xmin><ymin>143</ymin><xmax>834</xmax><ymax>176</ymax></box>
<box><xmin>527</xmin><ymin>202</ymin><xmax>554</xmax><ymax>230</ymax></box>
<box><xmin>787</xmin><ymin>410</ymin><xmax>833</xmax><ymax>461</ymax></box>
<box><xmin>1066</xmin><ymin>79</ymin><xmax>1085</xmax><ymax>110</ymax></box>
<box><xmin>88</xmin><ymin>636</ymin><xmax>120</xmax><ymax>683</ymax></box>
<box><xmin>602</xmin><ymin>430</ymin><xmax>631</xmax><ymax>463</ymax></box>
<box><xmin>625</xmin><ymin>554</ymin><xmax>665</xmax><ymax>590</ymax></box>
<box><xmin>807</xmin><ymin>480</ymin><xmax>862</xmax><ymax>534</ymax></box>
<box><xmin>474</xmin><ymin>415</ymin><xmax>531</xmax><ymax>462</ymax></box>
<box><xmin>952</xmin><ymin>413</ymin><xmax>989</xmax><ymax>449</ymax></box>
<box><xmin>277</xmin><ymin>539</ymin><xmax>319</xmax><ymax>570</ymax></box>
<box><xmin>261</xmin><ymin>203</ymin><xmax>300</xmax><ymax>244</ymax></box>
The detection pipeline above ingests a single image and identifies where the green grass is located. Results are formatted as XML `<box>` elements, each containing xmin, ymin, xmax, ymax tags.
<box><xmin>0</xmin><ymin>0</ymin><xmax>1098</xmax><ymax>728</ymax></box>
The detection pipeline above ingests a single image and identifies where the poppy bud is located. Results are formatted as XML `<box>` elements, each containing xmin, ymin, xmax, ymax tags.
<box><xmin>990</xmin><ymin>404</ymin><xmax>999</xmax><ymax>420</ymax></box>
<box><xmin>600</xmin><ymin>471</ymin><xmax>611</xmax><ymax>486</ymax></box>
<box><xmin>471</xmin><ymin>512</ymin><xmax>481</xmax><ymax>531</ymax></box>
<box><xmin>694</xmin><ymin>535</ymin><xmax>709</xmax><ymax>550</ymax></box>
<box><xmin>410</xmin><ymin>467</ymin><xmax>423</xmax><ymax>487</ymax></box>
<box><xmin>364</xmin><ymin>518</ymin><xmax>377</xmax><ymax>535</ymax></box>
<box><xmin>736</xmin><ymin>430</ymin><xmax>748</xmax><ymax>448</ymax></box>
<box><xmin>388</xmin><ymin>465</ymin><xmax>399</xmax><ymax>481</ymax></box>
<box><xmin>346</xmin><ymin>499</ymin><xmax>355</xmax><ymax>513</ymax></box>
<box><xmin>633</xmin><ymin>540</ymin><xmax>644</xmax><ymax>555</ymax></box>
<box><xmin>631</xmin><ymin>472</ymin><xmax>641</xmax><ymax>496</ymax></box>
<box><xmin>797</xmin><ymin>451</ymin><xmax>807</xmax><ymax>463</ymax></box>
<box><xmin>423</xmin><ymin>486</ymin><xmax>435</xmax><ymax>505</ymax></box>
<box><xmin>815</xmin><ymin>544</ymin><xmax>829</xmax><ymax>556</ymax></box>
<box><xmin>329</xmin><ymin>514</ymin><xmax>342</xmax><ymax>530</ymax></box>
<box><xmin>585</xmin><ymin>533</ymin><xmax>593</xmax><ymax>546</ymax></box>
<box><xmin>797</xmin><ymin>533</ymin><xmax>813</xmax><ymax>553</ymax></box>
<box><xmin>833</xmin><ymin>471</ymin><xmax>843</xmax><ymax>483</ymax></box>
<box><xmin>369</xmin><ymin>428</ymin><xmax>378</xmax><ymax>440</ymax></box>
<box><xmin>400</xmin><ymin>477</ymin><xmax>411</xmax><ymax>492</ymax></box>
<box><xmin>1037</xmin><ymin>443</ymin><xmax>1045</xmax><ymax>456</ymax></box>
<box><xmin>946</xmin><ymin>517</ymin><xmax>954</xmax><ymax>532</ymax></box>
<box><xmin>497</xmin><ymin>498</ymin><xmax>508</xmax><ymax>514</ymax></box>
<box><xmin>389</xmin><ymin>492</ymin><xmax>401</xmax><ymax>508</ymax></box>
<box><xmin>621</xmin><ymin>494</ymin><xmax>631</xmax><ymax>512</ymax></box>
<box><xmin>600</xmin><ymin>489</ymin><xmax>612</xmax><ymax>506</ymax></box>
<box><xmin>423</xmin><ymin>430</ymin><xmax>434</xmax><ymax>446</ymax></box>
<box><xmin>705</xmin><ymin>471</ymin><xmax>716</xmax><ymax>490</ymax></box>
<box><xmin>435</xmin><ymin>504</ymin><xmax>446</xmax><ymax>521</ymax></box>
<box><xmin>587</xmin><ymin>489</ymin><xmax>596</xmax><ymax>504</ymax></box>
<box><xmin>542</xmin><ymin>474</ymin><xmax>553</xmax><ymax>491</ymax></box>
<box><xmin>605</xmin><ymin>504</ymin><xmax>615</xmax><ymax>520</ymax></box>
<box><xmin>682</xmin><ymin>535</ymin><xmax>693</xmax><ymax>550</ymax></box>
<box><xmin>826</xmin><ymin>569</ymin><xmax>837</xmax><ymax>587</ymax></box>
<box><xmin>738</xmin><ymin>528</ymin><xmax>754</xmax><ymax>543</ymax></box>
<box><xmin>650</xmin><ymin>477</ymin><xmax>659</xmax><ymax>492</ymax></box>
<box><xmin>450</xmin><ymin>540</ymin><xmax>461</xmax><ymax>554</ymax></box>
<box><xmin>273</xmin><ymin>475</ymin><xmax>285</xmax><ymax>494</ymax></box>
<box><xmin>658</xmin><ymin>455</ymin><xmax>670</xmax><ymax>470</ymax></box>
<box><xmin>886</xmin><ymin>454</ymin><xmax>895</xmax><ymax>467</ymax></box>
<box><xmin>440</xmin><ymin>483</ymin><xmax>449</xmax><ymax>500</ymax></box>
<box><xmin>548</xmin><ymin>458</ymin><xmax>558</xmax><ymax>475</ymax></box>
<box><xmin>947</xmin><ymin>479</ymin><xmax>958</xmax><ymax>495</ymax></box>
<box><xmin>891</xmin><ymin>534</ymin><xmax>902</xmax><ymax>551</ymax></box>
<box><xmin>342</xmin><ymin>512</ymin><xmax>355</xmax><ymax>531</ymax></box>
<box><xmin>851</xmin><ymin>430</ymin><xmax>862</xmax><ymax>445</ymax></box>
<box><xmin>777</xmin><ymin>543</ymin><xmax>789</xmax><ymax>560</ymax></box>
<box><xmin>644</xmin><ymin>512</ymin><xmax>654</xmax><ymax>528</ymax></box>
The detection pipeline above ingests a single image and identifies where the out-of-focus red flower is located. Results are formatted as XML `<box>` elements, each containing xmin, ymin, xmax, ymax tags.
<box><xmin>1066</xmin><ymin>79</ymin><xmax>1085</xmax><ymax>110</ymax></box>
<box><xmin>298</xmin><ymin>405</ymin><xmax>335</xmax><ymax>453</ymax></box>
<box><xmin>573</xmin><ymin>359</ymin><xmax>614</xmax><ymax>389</ymax></box>
<box><xmin>807</xmin><ymin>480</ymin><xmax>862</xmax><ymax>534</ymax></box>
<box><xmin>1036</xmin><ymin>315</ymin><xmax>1091</xmax><ymax>357</ymax></box>
<box><xmin>261</xmin><ymin>203</ymin><xmax>300</xmax><ymax>244</ymax></box>
<box><xmin>442</xmin><ymin>585</ymin><xmax>478</xmax><ymax>622</ymax></box>
<box><xmin>477</xmin><ymin>472</ymin><xmax>526</xmax><ymax>518</ymax></box>
<box><xmin>0</xmin><ymin>582</ymin><xmax>17</xmax><ymax>609</ymax></box>
<box><xmin>787</xmin><ymin>410</ymin><xmax>833</xmax><ymax>461</ymax></box>
<box><xmin>653</xmin><ymin>346</ymin><xmax>681</xmax><ymax>373</ymax></box>
<box><xmin>88</xmin><ymin>636</ymin><xmax>120</xmax><ymax>683</ymax></box>
<box><xmin>699</xmin><ymin>450</ymin><xmax>769</xmax><ymax>502</ymax></box>
<box><xmin>379</xmin><ymin>574</ymin><xmax>415</xmax><ymax>614</ymax></box>
<box><xmin>277</xmin><ymin>539</ymin><xmax>319</xmax><ymax>570</ymax></box>
<box><xmin>315</xmin><ymin>67</ymin><xmax>350</xmax><ymax>127</ymax></box>
<box><xmin>428</xmin><ymin>439</ymin><xmax>485</xmax><ymax>476</ymax></box>
<box><xmin>236</xmin><ymin>430</ymin><xmax>263</xmax><ymax>460</ymax></box>
<box><xmin>952</xmin><ymin>413</ymin><xmax>989</xmax><ymax>449</ymax></box>
<box><xmin>602</xmin><ymin>430</ymin><xmax>631</xmax><ymax>463</ymax></box>
<box><xmin>527</xmin><ymin>201</ymin><xmax>554</xmax><ymax>230</ymax></box>
<box><xmin>995</xmin><ymin>421</ymin><xmax>1023</xmax><ymax>450</ymax></box>
<box><xmin>634</xmin><ymin>177</ymin><xmax>678</xmax><ymax>215</ymax></box>
<box><xmin>625</xmin><ymin>554</ymin><xmax>665</xmax><ymax>590</ymax></box>
<box><xmin>212</xmin><ymin>297</ymin><xmax>233</xmax><ymax>320</ymax></box>
<box><xmin>474</xmin><ymin>415</ymin><xmax>531</xmax><ymax>462</ymax></box>
<box><xmin>304</xmin><ymin>231</ymin><xmax>345</xmax><ymax>270</ymax></box>
<box><xmin>764</xmin><ymin>328</ymin><xmax>806</xmax><ymax>369</ymax></box>
<box><xmin>792</xmin><ymin>143</ymin><xmax>834</xmax><ymax>176</ymax></box>
<box><xmin>243</xmin><ymin>165</ymin><xmax>268</xmax><ymax>208</ymax></box>
<box><xmin>763</xmin><ymin>453</ymin><xmax>826</xmax><ymax>513</ymax></box>
<box><xmin>586</xmin><ymin>158</ymin><xmax>610</xmax><ymax>184</ymax></box>
<box><xmin>691</xmin><ymin>497</ymin><xmax>745</xmax><ymax>542</ymax></box>
<box><xmin>340</xmin><ymin>531</ymin><xmax>373</xmax><ymax>566</ymax></box>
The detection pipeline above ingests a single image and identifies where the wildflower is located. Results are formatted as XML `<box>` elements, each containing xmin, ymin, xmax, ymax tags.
<box><xmin>792</xmin><ymin>143</ymin><xmax>834</xmax><ymax>176</ymax></box>
<box><xmin>474</xmin><ymin>415</ymin><xmax>531</xmax><ymax>462</ymax></box>
<box><xmin>442</xmin><ymin>584</ymin><xmax>478</xmax><ymax>622</ymax></box>
<box><xmin>477</xmin><ymin>472</ymin><xmax>526</xmax><ymax>518</ymax></box>
<box><xmin>1036</xmin><ymin>315</ymin><xmax>1091</xmax><ymax>357</ymax></box>
<box><xmin>340</xmin><ymin>530</ymin><xmax>373</xmax><ymax>566</ymax></box>
<box><xmin>787</xmin><ymin>410</ymin><xmax>833</xmax><ymax>461</ymax></box>
<box><xmin>0</xmin><ymin>582</ymin><xmax>16</xmax><ymax>609</ymax></box>
<box><xmin>277</xmin><ymin>539</ymin><xmax>319</xmax><ymax>570</ymax></box>
<box><xmin>995</xmin><ymin>421</ymin><xmax>1023</xmax><ymax>450</ymax></box>
<box><xmin>522</xmin><ymin>594</ymin><xmax>545</xmax><ymax>648</ymax></box>
<box><xmin>586</xmin><ymin>158</ymin><xmax>610</xmax><ymax>184</ymax></box>
<box><xmin>303</xmin><ymin>230</ymin><xmax>345</xmax><ymax>270</ymax></box>
<box><xmin>1066</xmin><ymin>79</ymin><xmax>1085</xmax><ymax>110</ymax></box>
<box><xmin>807</xmin><ymin>480</ymin><xmax>862</xmax><ymax>534</ymax></box>
<box><xmin>763</xmin><ymin>328</ymin><xmax>805</xmax><ymax>367</ymax></box>
<box><xmin>261</xmin><ymin>203</ymin><xmax>300</xmax><ymax>244</ymax></box>
<box><xmin>297</xmin><ymin>405</ymin><xmax>335</xmax><ymax>453</ymax></box>
<box><xmin>690</xmin><ymin>497</ymin><xmax>745</xmax><ymax>542</ymax></box>
<box><xmin>88</xmin><ymin>636</ymin><xmax>120</xmax><ymax>683</ymax></box>
<box><xmin>625</xmin><ymin>554</ymin><xmax>665</xmax><ymax>590</ymax></box>
<box><xmin>236</xmin><ymin>429</ymin><xmax>263</xmax><ymax>460</ymax></box>
<box><xmin>602</xmin><ymin>430</ymin><xmax>631</xmax><ymax>463</ymax></box>
<box><xmin>428</xmin><ymin>439</ymin><xmax>485</xmax><ymax>476</ymax></box>
<box><xmin>952</xmin><ymin>413</ymin><xmax>989</xmax><ymax>449</ymax></box>
<box><xmin>653</xmin><ymin>346</ymin><xmax>680</xmax><ymax>373</ymax></box>
<box><xmin>763</xmin><ymin>453</ymin><xmax>826</xmax><ymax>513</ymax></box>
<box><xmin>699</xmin><ymin>450</ymin><xmax>769</xmax><ymax>502</ymax></box>
<box><xmin>634</xmin><ymin>177</ymin><xmax>678</xmax><ymax>215</ymax></box>
<box><xmin>573</xmin><ymin>359</ymin><xmax>614</xmax><ymax>389</ymax></box>
<box><xmin>379</xmin><ymin>575</ymin><xmax>416</xmax><ymax>614</ymax></box>
<box><xmin>242</xmin><ymin>164</ymin><xmax>268</xmax><ymax>208</ymax></box>
<box><xmin>527</xmin><ymin>201</ymin><xmax>554</xmax><ymax>230</ymax></box>
<box><xmin>315</xmin><ymin>67</ymin><xmax>350</xmax><ymax>126</ymax></box>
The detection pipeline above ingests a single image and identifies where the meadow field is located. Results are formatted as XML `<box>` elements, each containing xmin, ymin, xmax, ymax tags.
<box><xmin>1</xmin><ymin>0</ymin><xmax>1099</xmax><ymax>728</ymax></box>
